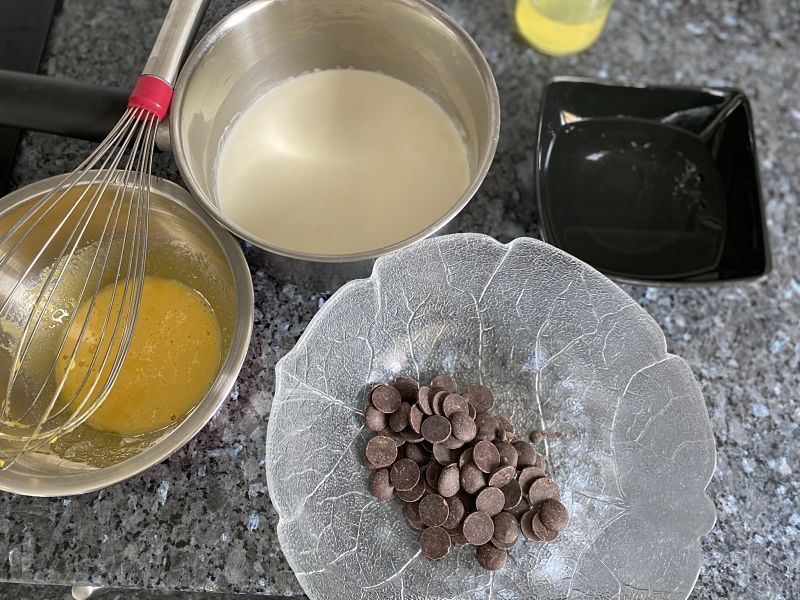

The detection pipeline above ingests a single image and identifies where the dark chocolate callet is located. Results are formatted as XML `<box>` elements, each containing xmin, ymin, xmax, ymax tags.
<box><xmin>438</xmin><ymin>464</ymin><xmax>461</xmax><ymax>498</ymax></box>
<box><xmin>475</xmin><ymin>487</ymin><xmax>505</xmax><ymax>516</ymax></box>
<box><xmin>365</xmin><ymin>435</ymin><xmax>398</xmax><ymax>468</ymax></box>
<box><xmin>369</xmin><ymin>468</ymin><xmax>394</xmax><ymax>502</ymax></box>
<box><xmin>462</xmin><ymin>511</ymin><xmax>495</xmax><ymax>546</ymax></box>
<box><xmin>532</xmin><ymin>513</ymin><xmax>558</xmax><ymax>542</ymax></box>
<box><xmin>495</xmin><ymin>441</ymin><xmax>518</xmax><ymax>469</ymax></box>
<box><xmin>538</xmin><ymin>498</ymin><xmax>569</xmax><ymax>532</ymax></box>
<box><xmin>365</xmin><ymin>404</ymin><xmax>387</xmax><ymax>433</ymax></box>
<box><xmin>464</xmin><ymin>384</ymin><xmax>494</xmax><ymax>412</ymax></box>
<box><xmin>392</xmin><ymin>377</ymin><xmax>419</xmax><ymax>401</ymax></box>
<box><xmin>420</xmin><ymin>526</ymin><xmax>452</xmax><ymax>560</ymax></box>
<box><xmin>460</xmin><ymin>461</ymin><xmax>486</xmax><ymax>494</ymax></box>
<box><xmin>421</xmin><ymin>414</ymin><xmax>452</xmax><ymax>444</ymax></box>
<box><xmin>442</xmin><ymin>495</ymin><xmax>465</xmax><ymax>529</ymax></box>
<box><xmin>389</xmin><ymin>402</ymin><xmax>412</xmax><ymax>432</ymax></box>
<box><xmin>419</xmin><ymin>493</ymin><xmax>450</xmax><ymax>527</ymax></box>
<box><xmin>473</xmin><ymin>440</ymin><xmax>501</xmax><ymax>473</ymax></box>
<box><xmin>476</xmin><ymin>543</ymin><xmax>507</xmax><ymax>571</ymax></box>
<box><xmin>487</xmin><ymin>465</ymin><xmax>516</xmax><ymax>488</ymax></box>
<box><xmin>390</xmin><ymin>458</ymin><xmax>421</xmax><ymax>492</ymax></box>
<box><xmin>430</xmin><ymin>374</ymin><xmax>457</xmax><ymax>393</ymax></box>
<box><xmin>443</xmin><ymin>394</ymin><xmax>470</xmax><ymax>417</ymax></box>
<box><xmin>527</xmin><ymin>477</ymin><xmax>561</xmax><ymax>507</ymax></box>
<box><xmin>370</xmin><ymin>384</ymin><xmax>402</xmax><ymax>414</ymax></box>
<box><xmin>500</xmin><ymin>479</ymin><xmax>522</xmax><ymax>511</ymax></box>
<box><xmin>512</xmin><ymin>440</ymin><xmax>537</xmax><ymax>468</ymax></box>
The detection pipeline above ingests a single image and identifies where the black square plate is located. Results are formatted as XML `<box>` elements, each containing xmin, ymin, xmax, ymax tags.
<box><xmin>536</xmin><ymin>77</ymin><xmax>770</xmax><ymax>285</ymax></box>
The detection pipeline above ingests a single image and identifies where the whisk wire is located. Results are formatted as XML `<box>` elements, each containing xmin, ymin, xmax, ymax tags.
<box><xmin>0</xmin><ymin>108</ymin><xmax>158</xmax><ymax>462</ymax></box>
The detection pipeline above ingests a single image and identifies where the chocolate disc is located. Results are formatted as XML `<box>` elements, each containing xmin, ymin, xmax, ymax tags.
<box><xmin>432</xmin><ymin>390</ymin><xmax>449</xmax><ymax>416</ymax></box>
<box><xmin>396</xmin><ymin>476</ymin><xmax>426</xmax><ymax>502</ymax></box>
<box><xmin>377</xmin><ymin>427</ymin><xmax>405</xmax><ymax>447</ymax></box>
<box><xmin>473</xmin><ymin>441</ymin><xmax>501</xmax><ymax>473</ymax></box>
<box><xmin>476</xmin><ymin>543</ymin><xmax>507</xmax><ymax>571</ymax></box>
<box><xmin>538</xmin><ymin>499</ymin><xmax>569</xmax><ymax>532</ymax></box>
<box><xmin>425</xmin><ymin>463</ymin><xmax>443</xmax><ymax>488</ymax></box>
<box><xmin>532</xmin><ymin>513</ymin><xmax>558</xmax><ymax>542</ymax></box>
<box><xmin>369</xmin><ymin>468</ymin><xmax>394</xmax><ymax>502</ymax></box>
<box><xmin>462</xmin><ymin>511</ymin><xmax>494</xmax><ymax>546</ymax></box>
<box><xmin>403</xmin><ymin>501</ymin><xmax>424</xmax><ymax>530</ymax></box>
<box><xmin>365</xmin><ymin>405</ymin><xmax>387</xmax><ymax>432</ymax></box>
<box><xmin>420</xmin><ymin>526</ymin><xmax>452</xmax><ymax>560</ymax></box>
<box><xmin>390</xmin><ymin>458</ymin><xmax>421</xmax><ymax>492</ymax></box>
<box><xmin>520</xmin><ymin>510</ymin><xmax>539</xmax><ymax>541</ymax></box>
<box><xmin>518</xmin><ymin>466</ymin><xmax>546</xmax><ymax>494</ymax></box>
<box><xmin>500</xmin><ymin>479</ymin><xmax>522</xmax><ymax>511</ymax></box>
<box><xmin>448</xmin><ymin>524</ymin><xmax>468</xmax><ymax>545</ymax></box>
<box><xmin>527</xmin><ymin>477</ymin><xmax>561</xmax><ymax>506</ymax></box>
<box><xmin>488</xmin><ymin>465</ymin><xmax>516</xmax><ymax>488</ymax></box>
<box><xmin>468</xmin><ymin>401</ymin><xmax>477</xmax><ymax>419</ymax></box>
<box><xmin>392</xmin><ymin>377</ymin><xmax>419</xmax><ymax>401</ymax></box>
<box><xmin>421</xmin><ymin>415</ymin><xmax>451</xmax><ymax>444</ymax></box>
<box><xmin>475</xmin><ymin>487</ymin><xmax>505</xmax><ymax>516</ymax></box>
<box><xmin>442</xmin><ymin>496</ymin><xmax>465</xmax><ymax>529</ymax></box>
<box><xmin>534</xmin><ymin>454</ymin><xmax>547</xmax><ymax>471</ymax></box>
<box><xmin>417</xmin><ymin>387</ymin><xmax>433</xmax><ymax>416</ymax></box>
<box><xmin>365</xmin><ymin>436</ymin><xmax>398</xmax><ymax>468</ymax></box>
<box><xmin>371</xmin><ymin>384</ymin><xmax>402</xmax><ymax>414</ymax></box>
<box><xmin>450</xmin><ymin>411</ymin><xmax>477</xmax><ymax>442</ymax></box>
<box><xmin>474</xmin><ymin>413</ymin><xmax>498</xmax><ymax>442</ymax></box>
<box><xmin>506</xmin><ymin>497</ymin><xmax>530</xmax><ymax>520</ymax></box>
<box><xmin>512</xmin><ymin>441</ymin><xmax>537</xmax><ymax>468</ymax></box>
<box><xmin>430</xmin><ymin>374</ymin><xmax>457</xmax><ymax>393</ymax></box>
<box><xmin>389</xmin><ymin>402</ymin><xmax>412</xmax><ymax>432</ymax></box>
<box><xmin>438</xmin><ymin>464</ymin><xmax>461</xmax><ymax>498</ymax></box>
<box><xmin>432</xmin><ymin>443</ymin><xmax>457</xmax><ymax>465</ymax></box>
<box><xmin>419</xmin><ymin>494</ymin><xmax>450</xmax><ymax>527</ymax></box>
<box><xmin>464</xmin><ymin>384</ymin><xmax>494</xmax><ymax>412</ymax></box>
<box><xmin>491</xmin><ymin>512</ymin><xmax>520</xmax><ymax>546</ymax></box>
<box><xmin>495</xmin><ymin>441</ymin><xmax>518</xmax><ymax>469</ymax></box>
<box><xmin>458</xmin><ymin>447</ymin><xmax>474</xmax><ymax>469</ymax></box>
<box><xmin>409</xmin><ymin>404</ymin><xmax>424</xmax><ymax>433</ymax></box>
<box><xmin>404</xmin><ymin>443</ymin><xmax>429</xmax><ymax>466</ymax></box>
<box><xmin>443</xmin><ymin>394</ymin><xmax>470</xmax><ymax>417</ymax></box>
<box><xmin>460</xmin><ymin>461</ymin><xmax>486</xmax><ymax>494</ymax></box>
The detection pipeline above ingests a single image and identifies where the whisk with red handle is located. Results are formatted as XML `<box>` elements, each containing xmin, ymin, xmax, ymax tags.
<box><xmin>0</xmin><ymin>0</ymin><xmax>209</xmax><ymax>467</ymax></box>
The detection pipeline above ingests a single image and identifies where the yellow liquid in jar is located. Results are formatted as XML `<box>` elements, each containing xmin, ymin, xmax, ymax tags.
<box><xmin>57</xmin><ymin>276</ymin><xmax>221</xmax><ymax>437</ymax></box>
<box><xmin>515</xmin><ymin>0</ymin><xmax>611</xmax><ymax>55</ymax></box>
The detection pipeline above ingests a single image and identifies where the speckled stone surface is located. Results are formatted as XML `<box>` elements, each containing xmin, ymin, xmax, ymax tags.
<box><xmin>0</xmin><ymin>0</ymin><xmax>798</xmax><ymax>598</ymax></box>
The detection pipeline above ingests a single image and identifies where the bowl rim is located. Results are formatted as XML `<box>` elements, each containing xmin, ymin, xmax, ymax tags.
<box><xmin>0</xmin><ymin>171</ymin><xmax>254</xmax><ymax>497</ymax></box>
<box><xmin>170</xmin><ymin>0</ymin><xmax>501</xmax><ymax>264</ymax></box>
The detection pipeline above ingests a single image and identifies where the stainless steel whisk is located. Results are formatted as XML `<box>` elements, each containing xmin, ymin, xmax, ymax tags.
<box><xmin>0</xmin><ymin>0</ymin><xmax>209</xmax><ymax>467</ymax></box>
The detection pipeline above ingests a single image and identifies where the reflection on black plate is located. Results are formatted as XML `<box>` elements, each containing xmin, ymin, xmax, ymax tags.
<box><xmin>537</xmin><ymin>77</ymin><xmax>770</xmax><ymax>285</ymax></box>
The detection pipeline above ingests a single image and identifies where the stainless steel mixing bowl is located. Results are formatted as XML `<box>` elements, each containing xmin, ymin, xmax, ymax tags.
<box><xmin>170</xmin><ymin>0</ymin><xmax>501</xmax><ymax>290</ymax></box>
<box><xmin>0</xmin><ymin>171</ymin><xmax>253</xmax><ymax>496</ymax></box>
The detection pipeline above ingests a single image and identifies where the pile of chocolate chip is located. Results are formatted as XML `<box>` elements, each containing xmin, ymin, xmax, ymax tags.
<box><xmin>363</xmin><ymin>375</ymin><xmax>569</xmax><ymax>571</ymax></box>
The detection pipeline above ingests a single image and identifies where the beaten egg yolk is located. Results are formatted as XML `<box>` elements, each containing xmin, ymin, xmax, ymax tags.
<box><xmin>57</xmin><ymin>276</ymin><xmax>221</xmax><ymax>436</ymax></box>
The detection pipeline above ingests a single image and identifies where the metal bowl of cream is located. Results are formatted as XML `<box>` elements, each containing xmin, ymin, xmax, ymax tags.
<box><xmin>170</xmin><ymin>0</ymin><xmax>501</xmax><ymax>290</ymax></box>
<box><xmin>0</xmin><ymin>172</ymin><xmax>253</xmax><ymax>497</ymax></box>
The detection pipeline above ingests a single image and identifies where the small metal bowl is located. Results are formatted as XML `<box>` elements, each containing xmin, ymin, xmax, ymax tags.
<box><xmin>170</xmin><ymin>0</ymin><xmax>501</xmax><ymax>291</ymax></box>
<box><xmin>0</xmin><ymin>171</ymin><xmax>253</xmax><ymax>496</ymax></box>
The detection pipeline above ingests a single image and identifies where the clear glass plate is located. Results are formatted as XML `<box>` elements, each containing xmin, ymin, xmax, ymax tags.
<box><xmin>266</xmin><ymin>234</ymin><xmax>716</xmax><ymax>600</ymax></box>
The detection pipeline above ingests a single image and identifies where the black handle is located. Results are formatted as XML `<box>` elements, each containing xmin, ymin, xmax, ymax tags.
<box><xmin>0</xmin><ymin>69</ymin><xmax>129</xmax><ymax>142</ymax></box>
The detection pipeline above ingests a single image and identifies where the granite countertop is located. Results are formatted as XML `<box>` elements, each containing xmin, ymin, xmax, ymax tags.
<box><xmin>1</xmin><ymin>0</ymin><xmax>798</xmax><ymax>598</ymax></box>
